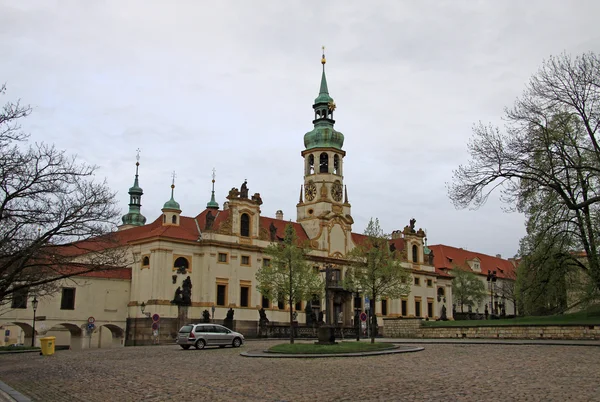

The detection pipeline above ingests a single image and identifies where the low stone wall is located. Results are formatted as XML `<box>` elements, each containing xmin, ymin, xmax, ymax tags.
<box><xmin>382</xmin><ymin>318</ymin><xmax>600</xmax><ymax>340</ymax></box>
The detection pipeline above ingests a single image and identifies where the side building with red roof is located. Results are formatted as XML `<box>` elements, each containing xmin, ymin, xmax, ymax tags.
<box><xmin>428</xmin><ymin>245</ymin><xmax>518</xmax><ymax>316</ymax></box>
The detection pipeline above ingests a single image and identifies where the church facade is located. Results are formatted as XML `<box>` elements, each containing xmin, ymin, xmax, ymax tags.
<box><xmin>1</xmin><ymin>55</ymin><xmax>517</xmax><ymax>348</ymax></box>
<box><xmin>116</xmin><ymin>53</ymin><xmax>455</xmax><ymax>343</ymax></box>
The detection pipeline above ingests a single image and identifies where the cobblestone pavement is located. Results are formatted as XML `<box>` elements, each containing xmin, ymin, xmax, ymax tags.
<box><xmin>0</xmin><ymin>341</ymin><xmax>599</xmax><ymax>401</ymax></box>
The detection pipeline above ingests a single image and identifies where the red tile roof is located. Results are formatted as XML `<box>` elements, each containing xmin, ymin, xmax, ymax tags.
<box><xmin>259</xmin><ymin>216</ymin><xmax>309</xmax><ymax>242</ymax></box>
<box><xmin>428</xmin><ymin>244</ymin><xmax>516</xmax><ymax>279</ymax></box>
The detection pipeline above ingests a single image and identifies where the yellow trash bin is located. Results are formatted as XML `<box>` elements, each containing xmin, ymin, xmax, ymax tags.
<box><xmin>39</xmin><ymin>336</ymin><xmax>56</xmax><ymax>356</ymax></box>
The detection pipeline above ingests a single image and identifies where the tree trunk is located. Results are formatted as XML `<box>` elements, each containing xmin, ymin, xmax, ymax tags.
<box><xmin>289</xmin><ymin>298</ymin><xmax>294</xmax><ymax>344</ymax></box>
<box><xmin>371</xmin><ymin>292</ymin><xmax>376</xmax><ymax>344</ymax></box>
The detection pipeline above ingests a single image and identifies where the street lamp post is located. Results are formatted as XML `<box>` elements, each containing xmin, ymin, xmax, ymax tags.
<box><xmin>31</xmin><ymin>297</ymin><xmax>38</xmax><ymax>347</ymax></box>
<box><xmin>486</xmin><ymin>271</ymin><xmax>497</xmax><ymax>318</ymax></box>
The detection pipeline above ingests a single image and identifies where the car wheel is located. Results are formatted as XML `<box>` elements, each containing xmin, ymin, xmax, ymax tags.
<box><xmin>195</xmin><ymin>339</ymin><xmax>206</xmax><ymax>350</ymax></box>
<box><xmin>232</xmin><ymin>337</ymin><xmax>242</xmax><ymax>348</ymax></box>
<box><xmin>180</xmin><ymin>345</ymin><xmax>191</xmax><ymax>350</ymax></box>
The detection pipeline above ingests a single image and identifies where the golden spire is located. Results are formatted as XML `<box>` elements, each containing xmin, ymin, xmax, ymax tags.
<box><xmin>321</xmin><ymin>45</ymin><xmax>326</xmax><ymax>65</ymax></box>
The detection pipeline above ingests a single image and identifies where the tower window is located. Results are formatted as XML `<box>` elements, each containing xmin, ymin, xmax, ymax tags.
<box><xmin>163</xmin><ymin>215</ymin><xmax>166</xmax><ymax>223</ymax></box>
<box><xmin>333</xmin><ymin>155</ymin><xmax>339</xmax><ymax>175</ymax></box>
<box><xmin>319</xmin><ymin>153</ymin><xmax>328</xmax><ymax>173</ymax></box>
<box><xmin>412</xmin><ymin>245</ymin><xmax>418</xmax><ymax>263</ymax></box>
<box><xmin>172</xmin><ymin>215</ymin><xmax>177</xmax><ymax>224</ymax></box>
<box><xmin>142</xmin><ymin>256</ymin><xmax>150</xmax><ymax>266</ymax></box>
<box><xmin>241</xmin><ymin>213</ymin><xmax>250</xmax><ymax>237</ymax></box>
<box><xmin>308</xmin><ymin>154</ymin><xmax>315</xmax><ymax>175</ymax></box>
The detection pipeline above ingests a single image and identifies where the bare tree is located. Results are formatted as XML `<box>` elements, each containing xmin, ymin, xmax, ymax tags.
<box><xmin>345</xmin><ymin>218</ymin><xmax>410</xmax><ymax>343</ymax></box>
<box><xmin>447</xmin><ymin>52</ymin><xmax>600</xmax><ymax>291</ymax></box>
<box><xmin>0</xmin><ymin>85</ymin><xmax>129</xmax><ymax>306</ymax></box>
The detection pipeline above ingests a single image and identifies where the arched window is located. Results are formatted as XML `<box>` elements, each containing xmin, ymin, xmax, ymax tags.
<box><xmin>308</xmin><ymin>154</ymin><xmax>315</xmax><ymax>175</ymax></box>
<box><xmin>163</xmin><ymin>215</ymin><xmax>166</xmax><ymax>223</ymax></box>
<box><xmin>412</xmin><ymin>245</ymin><xmax>418</xmax><ymax>263</ymax></box>
<box><xmin>240</xmin><ymin>213</ymin><xmax>250</xmax><ymax>237</ymax></box>
<box><xmin>142</xmin><ymin>256</ymin><xmax>150</xmax><ymax>266</ymax></box>
<box><xmin>174</xmin><ymin>257</ymin><xmax>189</xmax><ymax>272</ymax></box>
<box><xmin>333</xmin><ymin>155</ymin><xmax>339</xmax><ymax>175</ymax></box>
<box><xmin>319</xmin><ymin>152</ymin><xmax>328</xmax><ymax>173</ymax></box>
<box><xmin>172</xmin><ymin>215</ymin><xmax>177</xmax><ymax>224</ymax></box>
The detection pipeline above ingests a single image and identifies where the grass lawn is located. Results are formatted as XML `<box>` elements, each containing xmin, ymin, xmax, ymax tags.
<box><xmin>423</xmin><ymin>305</ymin><xmax>600</xmax><ymax>327</ymax></box>
<box><xmin>268</xmin><ymin>341</ymin><xmax>394</xmax><ymax>354</ymax></box>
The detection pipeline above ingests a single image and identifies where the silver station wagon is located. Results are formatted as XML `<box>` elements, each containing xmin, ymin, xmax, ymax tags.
<box><xmin>177</xmin><ymin>323</ymin><xmax>245</xmax><ymax>350</ymax></box>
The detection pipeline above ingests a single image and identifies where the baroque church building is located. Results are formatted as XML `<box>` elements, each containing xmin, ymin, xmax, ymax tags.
<box><xmin>115</xmin><ymin>53</ymin><xmax>454</xmax><ymax>343</ymax></box>
<box><xmin>1</xmin><ymin>54</ymin><xmax>516</xmax><ymax>348</ymax></box>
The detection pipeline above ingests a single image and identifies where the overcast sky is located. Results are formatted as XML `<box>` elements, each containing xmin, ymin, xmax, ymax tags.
<box><xmin>1</xmin><ymin>1</ymin><xmax>598</xmax><ymax>259</ymax></box>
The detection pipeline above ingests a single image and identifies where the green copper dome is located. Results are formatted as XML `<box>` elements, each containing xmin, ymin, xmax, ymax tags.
<box><xmin>304</xmin><ymin>52</ymin><xmax>344</xmax><ymax>150</ymax></box>
<box><xmin>163</xmin><ymin>184</ymin><xmax>181</xmax><ymax>210</ymax></box>
<box><xmin>304</xmin><ymin>124</ymin><xmax>344</xmax><ymax>150</ymax></box>
<box><xmin>163</xmin><ymin>197</ymin><xmax>180</xmax><ymax>210</ymax></box>
<box><xmin>314</xmin><ymin>70</ymin><xmax>333</xmax><ymax>105</ymax></box>
<box><xmin>121</xmin><ymin>159</ymin><xmax>146</xmax><ymax>227</ymax></box>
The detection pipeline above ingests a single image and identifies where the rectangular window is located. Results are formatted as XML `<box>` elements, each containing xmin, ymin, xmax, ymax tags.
<box><xmin>354</xmin><ymin>296</ymin><xmax>362</xmax><ymax>310</ymax></box>
<box><xmin>218</xmin><ymin>253</ymin><xmax>228</xmax><ymax>263</ymax></box>
<box><xmin>277</xmin><ymin>300</ymin><xmax>285</xmax><ymax>310</ymax></box>
<box><xmin>262</xmin><ymin>258</ymin><xmax>271</xmax><ymax>267</ymax></box>
<box><xmin>311</xmin><ymin>294</ymin><xmax>321</xmax><ymax>307</ymax></box>
<box><xmin>427</xmin><ymin>301</ymin><xmax>433</xmax><ymax>318</ymax></box>
<box><xmin>60</xmin><ymin>288</ymin><xmax>76</xmax><ymax>310</ymax></box>
<box><xmin>381</xmin><ymin>299</ymin><xmax>388</xmax><ymax>316</ymax></box>
<box><xmin>241</xmin><ymin>255</ymin><xmax>250</xmax><ymax>266</ymax></box>
<box><xmin>262</xmin><ymin>295</ymin><xmax>270</xmax><ymax>308</ymax></box>
<box><xmin>11</xmin><ymin>288</ymin><xmax>28</xmax><ymax>309</ymax></box>
<box><xmin>217</xmin><ymin>284</ymin><xmax>227</xmax><ymax>306</ymax></box>
<box><xmin>427</xmin><ymin>279</ymin><xmax>433</xmax><ymax>287</ymax></box>
<box><xmin>401</xmin><ymin>300</ymin><xmax>407</xmax><ymax>316</ymax></box>
<box><xmin>240</xmin><ymin>286</ymin><xmax>249</xmax><ymax>307</ymax></box>
<box><xmin>415</xmin><ymin>301</ymin><xmax>421</xmax><ymax>317</ymax></box>
<box><xmin>295</xmin><ymin>301</ymin><xmax>302</xmax><ymax>311</ymax></box>
<box><xmin>414</xmin><ymin>277</ymin><xmax>420</xmax><ymax>286</ymax></box>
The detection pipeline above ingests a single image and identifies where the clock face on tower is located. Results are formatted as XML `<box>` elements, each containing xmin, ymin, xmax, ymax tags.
<box><xmin>305</xmin><ymin>181</ymin><xmax>317</xmax><ymax>201</ymax></box>
<box><xmin>331</xmin><ymin>181</ymin><xmax>343</xmax><ymax>202</ymax></box>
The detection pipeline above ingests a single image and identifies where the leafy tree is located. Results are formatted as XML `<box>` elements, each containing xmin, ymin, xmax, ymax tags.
<box><xmin>447</xmin><ymin>52</ymin><xmax>600</xmax><ymax>292</ymax></box>
<box><xmin>255</xmin><ymin>223</ymin><xmax>322</xmax><ymax>344</ymax></box>
<box><xmin>451</xmin><ymin>268</ymin><xmax>486</xmax><ymax>313</ymax></box>
<box><xmin>0</xmin><ymin>85</ymin><xmax>128</xmax><ymax>306</ymax></box>
<box><xmin>345</xmin><ymin>218</ymin><xmax>410</xmax><ymax>343</ymax></box>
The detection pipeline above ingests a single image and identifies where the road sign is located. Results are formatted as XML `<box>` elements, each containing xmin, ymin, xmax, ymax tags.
<box><xmin>152</xmin><ymin>313</ymin><xmax>160</xmax><ymax>322</ymax></box>
<box><xmin>360</xmin><ymin>312</ymin><xmax>367</xmax><ymax>322</ymax></box>
<box><xmin>87</xmin><ymin>323</ymin><xmax>95</xmax><ymax>330</ymax></box>
<box><xmin>87</xmin><ymin>316</ymin><xmax>95</xmax><ymax>324</ymax></box>
<box><xmin>151</xmin><ymin>322</ymin><xmax>159</xmax><ymax>331</ymax></box>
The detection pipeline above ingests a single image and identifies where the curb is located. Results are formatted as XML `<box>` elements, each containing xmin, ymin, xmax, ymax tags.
<box><xmin>0</xmin><ymin>380</ymin><xmax>30</xmax><ymax>402</ymax></box>
<box><xmin>240</xmin><ymin>344</ymin><xmax>424</xmax><ymax>358</ymax></box>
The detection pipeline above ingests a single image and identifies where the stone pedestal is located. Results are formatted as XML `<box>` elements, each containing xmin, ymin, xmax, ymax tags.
<box><xmin>315</xmin><ymin>325</ymin><xmax>337</xmax><ymax>345</ymax></box>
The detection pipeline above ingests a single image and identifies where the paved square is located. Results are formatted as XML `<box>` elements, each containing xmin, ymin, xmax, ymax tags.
<box><xmin>0</xmin><ymin>341</ymin><xmax>599</xmax><ymax>401</ymax></box>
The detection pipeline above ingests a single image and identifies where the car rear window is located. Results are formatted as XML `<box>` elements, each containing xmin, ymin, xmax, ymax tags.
<box><xmin>178</xmin><ymin>325</ymin><xmax>193</xmax><ymax>333</ymax></box>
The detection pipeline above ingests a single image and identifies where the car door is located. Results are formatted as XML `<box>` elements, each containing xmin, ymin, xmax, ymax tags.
<box><xmin>215</xmin><ymin>325</ymin><xmax>233</xmax><ymax>345</ymax></box>
<box><xmin>194</xmin><ymin>325</ymin><xmax>212</xmax><ymax>345</ymax></box>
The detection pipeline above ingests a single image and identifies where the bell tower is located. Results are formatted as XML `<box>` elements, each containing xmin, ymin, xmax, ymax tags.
<box><xmin>297</xmin><ymin>49</ymin><xmax>353</xmax><ymax>254</ymax></box>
